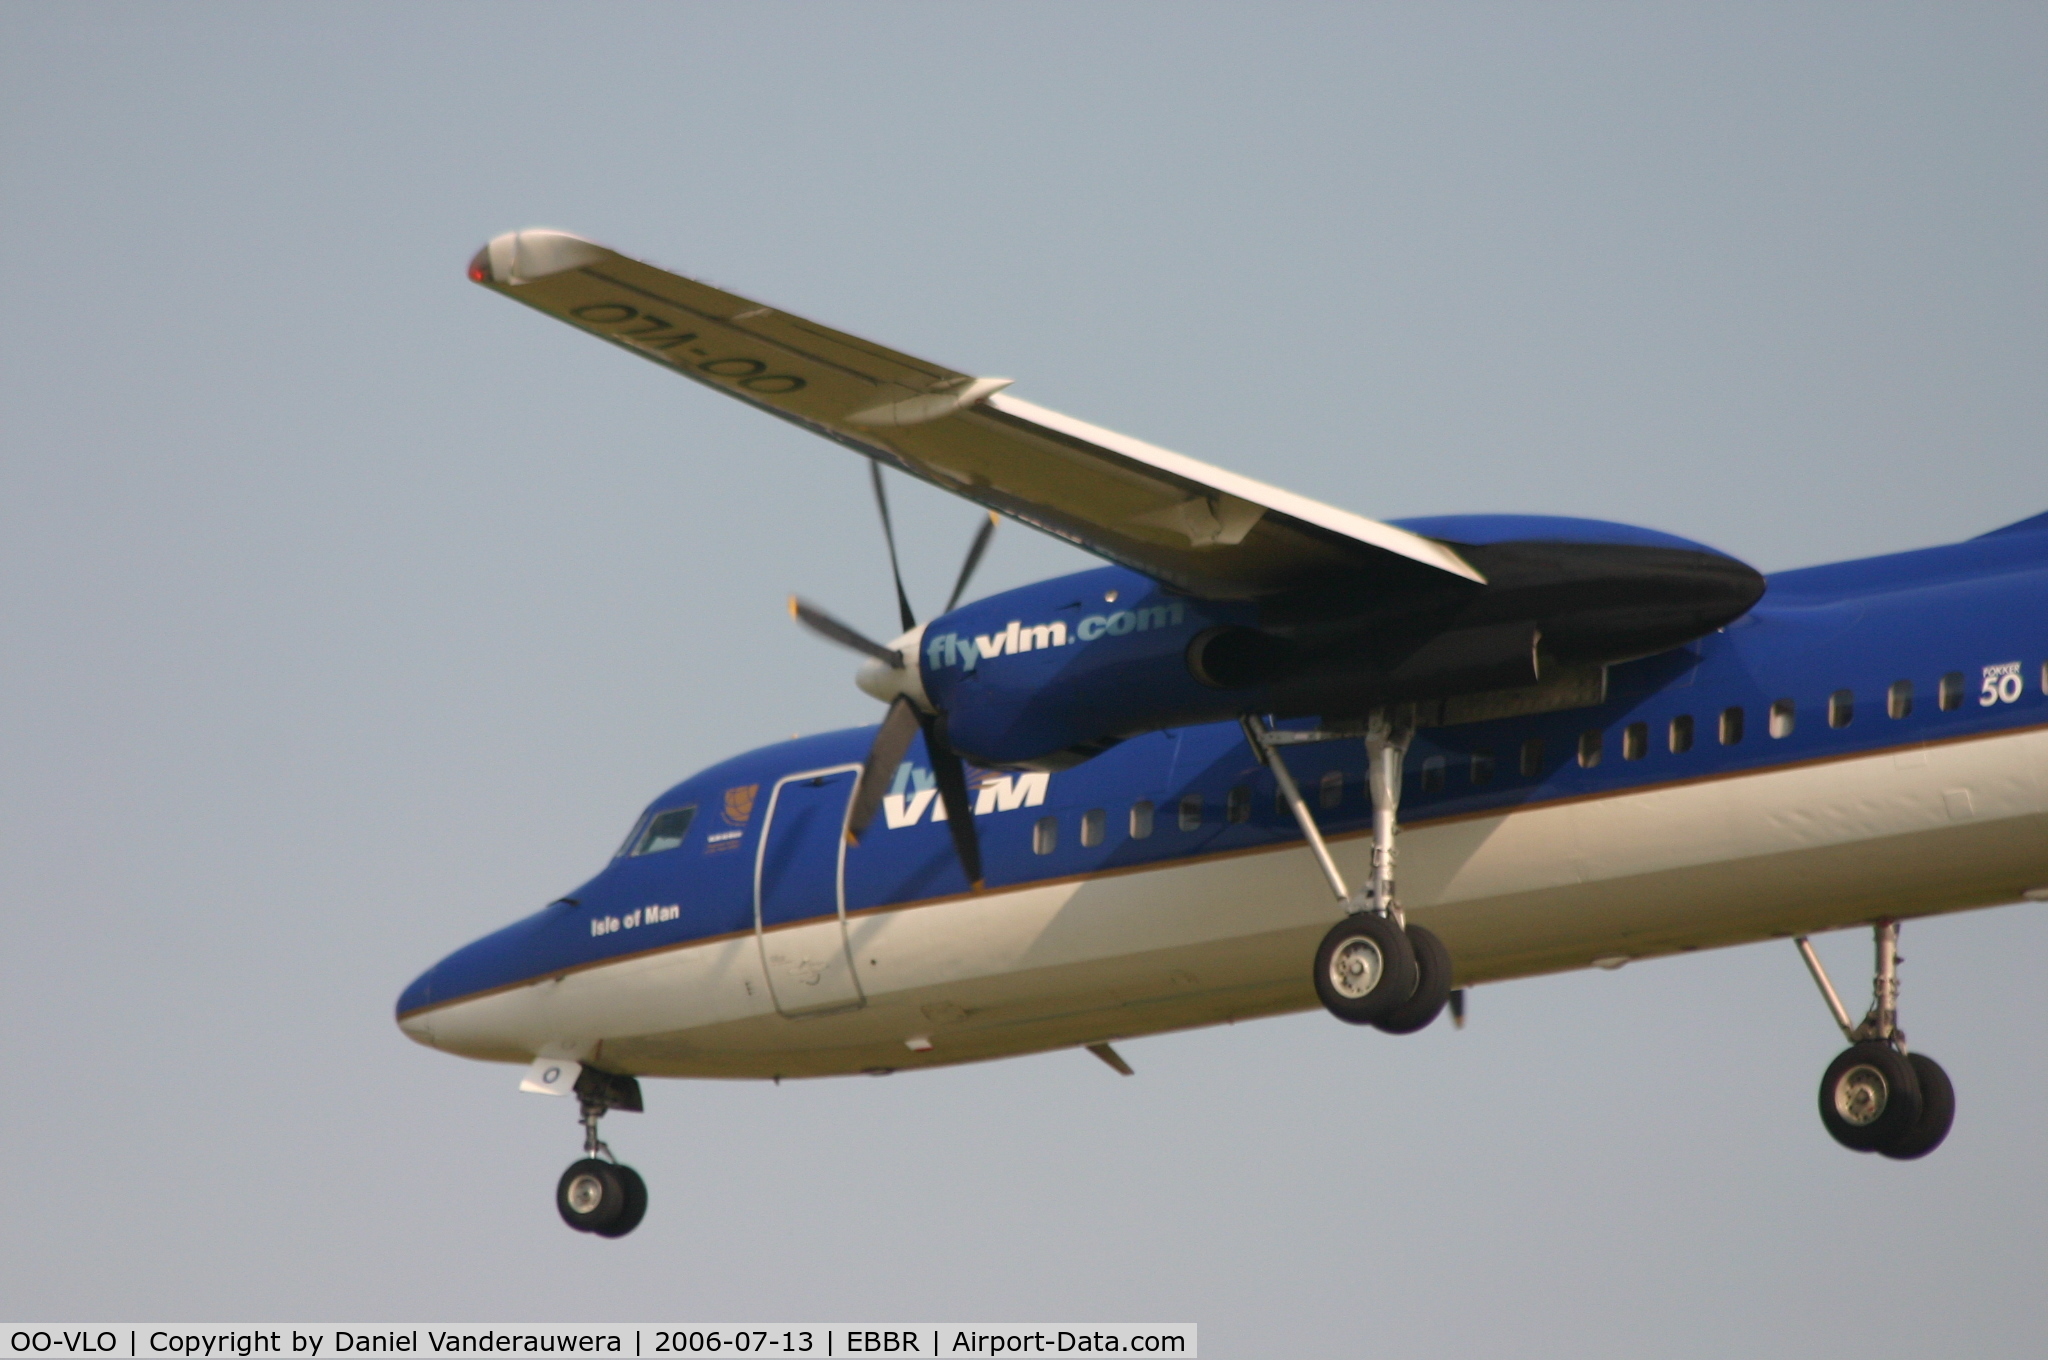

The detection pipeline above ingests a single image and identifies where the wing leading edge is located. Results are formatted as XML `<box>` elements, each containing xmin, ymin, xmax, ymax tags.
<box><xmin>468</xmin><ymin>229</ymin><xmax>1482</xmax><ymax>601</ymax></box>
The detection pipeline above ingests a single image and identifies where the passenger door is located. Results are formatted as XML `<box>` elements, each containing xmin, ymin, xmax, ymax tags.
<box><xmin>754</xmin><ymin>766</ymin><xmax>866</xmax><ymax>1017</ymax></box>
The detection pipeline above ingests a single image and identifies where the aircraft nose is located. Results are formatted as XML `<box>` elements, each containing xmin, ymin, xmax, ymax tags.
<box><xmin>395</xmin><ymin>965</ymin><xmax>439</xmax><ymax>1048</ymax></box>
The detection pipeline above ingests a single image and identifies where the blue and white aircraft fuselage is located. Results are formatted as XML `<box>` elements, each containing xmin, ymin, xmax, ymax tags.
<box><xmin>401</xmin><ymin>227</ymin><xmax>2045</xmax><ymax>1236</ymax></box>
<box><xmin>398</xmin><ymin>530</ymin><xmax>2048</xmax><ymax>1077</ymax></box>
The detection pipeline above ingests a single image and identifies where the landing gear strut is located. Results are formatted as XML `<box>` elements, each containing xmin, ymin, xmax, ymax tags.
<box><xmin>1796</xmin><ymin>921</ymin><xmax>1954</xmax><ymax>1160</ymax></box>
<box><xmin>556</xmin><ymin>1067</ymin><xmax>649</xmax><ymax>1236</ymax></box>
<box><xmin>1245</xmin><ymin>709</ymin><xmax>1452</xmax><ymax>1032</ymax></box>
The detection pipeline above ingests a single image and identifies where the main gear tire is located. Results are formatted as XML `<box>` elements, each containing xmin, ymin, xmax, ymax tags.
<box><xmin>1372</xmin><ymin>924</ymin><xmax>1453</xmax><ymax>1035</ymax></box>
<box><xmin>1879</xmin><ymin>1053</ymin><xmax>1954</xmax><ymax>1161</ymax></box>
<box><xmin>1313</xmin><ymin>912</ymin><xmax>1418</xmax><ymax>1026</ymax></box>
<box><xmin>1818</xmin><ymin>1042</ymin><xmax>1922</xmax><ymax>1153</ymax></box>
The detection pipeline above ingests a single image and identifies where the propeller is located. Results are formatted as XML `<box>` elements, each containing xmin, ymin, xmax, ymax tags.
<box><xmin>787</xmin><ymin>597</ymin><xmax>901</xmax><ymax>669</ymax></box>
<box><xmin>788</xmin><ymin>462</ymin><xmax>998</xmax><ymax>887</ymax></box>
<box><xmin>945</xmin><ymin>510</ymin><xmax>999</xmax><ymax>614</ymax></box>
<box><xmin>870</xmin><ymin>461</ymin><xmax>917</xmax><ymax>634</ymax></box>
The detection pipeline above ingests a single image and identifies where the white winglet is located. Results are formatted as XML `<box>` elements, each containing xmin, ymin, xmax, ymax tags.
<box><xmin>483</xmin><ymin>230</ymin><xmax>607</xmax><ymax>286</ymax></box>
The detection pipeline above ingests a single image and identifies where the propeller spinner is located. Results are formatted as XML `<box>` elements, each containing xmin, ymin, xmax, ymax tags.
<box><xmin>788</xmin><ymin>463</ymin><xmax>999</xmax><ymax>888</ymax></box>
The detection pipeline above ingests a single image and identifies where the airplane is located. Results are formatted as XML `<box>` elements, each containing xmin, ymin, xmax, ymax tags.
<box><xmin>398</xmin><ymin>228</ymin><xmax>2048</xmax><ymax>1238</ymax></box>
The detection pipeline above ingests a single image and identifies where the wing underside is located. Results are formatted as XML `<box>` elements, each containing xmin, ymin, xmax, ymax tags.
<box><xmin>469</xmin><ymin>229</ymin><xmax>1481</xmax><ymax>601</ymax></box>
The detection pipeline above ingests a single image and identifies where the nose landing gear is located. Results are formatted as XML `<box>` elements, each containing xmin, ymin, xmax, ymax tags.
<box><xmin>555</xmin><ymin>1067</ymin><xmax>649</xmax><ymax>1237</ymax></box>
<box><xmin>1797</xmin><ymin>921</ymin><xmax>1954</xmax><ymax>1160</ymax></box>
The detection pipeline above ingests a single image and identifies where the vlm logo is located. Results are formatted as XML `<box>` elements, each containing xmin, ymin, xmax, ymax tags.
<box><xmin>926</xmin><ymin>601</ymin><xmax>1188</xmax><ymax>672</ymax></box>
<box><xmin>880</xmin><ymin>762</ymin><xmax>1052</xmax><ymax>828</ymax></box>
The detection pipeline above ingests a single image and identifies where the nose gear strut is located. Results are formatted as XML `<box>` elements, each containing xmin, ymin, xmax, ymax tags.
<box><xmin>555</xmin><ymin>1067</ymin><xmax>650</xmax><ymax>1236</ymax></box>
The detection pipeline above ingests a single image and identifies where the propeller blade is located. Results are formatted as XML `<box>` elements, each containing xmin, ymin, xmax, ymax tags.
<box><xmin>869</xmin><ymin>461</ymin><xmax>918</xmax><ymax>633</ymax></box>
<box><xmin>918</xmin><ymin>711</ymin><xmax>985</xmax><ymax>889</ymax></box>
<box><xmin>789</xmin><ymin>596</ymin><xmax>903</xmax><ymax>668</ymax></box>
<box><xmin>942</xmin><ymin>511</ymin><xmax>1000</xmax><ymax>615</ymax></box>
<box><xmin>847</xmin><ymin>696</ymin><xmax>923</xmax><ymax>844</ymax></box>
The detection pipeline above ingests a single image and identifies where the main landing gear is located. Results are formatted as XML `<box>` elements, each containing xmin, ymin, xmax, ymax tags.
<box><xmin>1245</xmin><ymin>709</ymin><xmax>1453</xmax><ymax>1033</ymax></box>
<box><xmin>1797</xmin><ymin>920</ymin><xmax>1954</xmax><ymax>1160</ymax></box>
<box><xmin>556</xmin><ymin>1067</ymin><xmax>649</xmax><ymax>1237</ymax></box>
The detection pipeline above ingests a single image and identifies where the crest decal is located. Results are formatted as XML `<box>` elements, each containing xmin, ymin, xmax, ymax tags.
<box><xmin>723</xmin><ymin>784</ymin><xmax>760</xmax><ymax>827</ymax></box>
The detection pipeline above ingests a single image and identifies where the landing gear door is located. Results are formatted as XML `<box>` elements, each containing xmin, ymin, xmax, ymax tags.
<box><xmin>754</xmin><ymin>766</ymin><xmax>867</xmax><ymax>1017</ymax></box>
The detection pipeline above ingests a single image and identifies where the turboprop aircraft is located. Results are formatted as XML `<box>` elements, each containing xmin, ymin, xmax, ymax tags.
<box><xmin>398</xmin><ymin>229</ymin><xmax>2048</xmax><ymax>1238</ymax></box>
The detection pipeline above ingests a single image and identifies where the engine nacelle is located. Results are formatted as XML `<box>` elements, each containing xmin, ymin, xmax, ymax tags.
<box><xmin>896</xmin><ymin>516</ymin><xmax>1765</xmax><ymax>770</ymax></box>
<box><xmin>919</xmin><ymin>567</ymin><xmax>1251</xmax><ymax>768</ymax></box>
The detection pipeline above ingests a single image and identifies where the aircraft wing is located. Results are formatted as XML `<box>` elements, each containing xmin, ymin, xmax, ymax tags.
<box><xmin>469</xmin><ymin>229</ymin><xmax>1483</xmax><ymax>600</ymax></box>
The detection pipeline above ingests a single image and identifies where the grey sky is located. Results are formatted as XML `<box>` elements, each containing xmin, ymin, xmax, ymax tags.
<box><xmin>2</xmin><ymin>4</ymin><xmax>2043</xmax><ymax>1353</ymax></box>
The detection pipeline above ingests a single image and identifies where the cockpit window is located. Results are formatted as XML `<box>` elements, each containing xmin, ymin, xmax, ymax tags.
<box><xmin>628</xmin><ymin>806</ymin><xmax>697</xmax><ymax>857</ymax></box>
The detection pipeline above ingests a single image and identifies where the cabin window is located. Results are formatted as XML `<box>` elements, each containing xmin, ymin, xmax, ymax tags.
<box><xmin>1939</xmin><ymin>672</ymin><xmax>1964</xmax><ymax>711</ymax></box>
<box><xmin>1520</xmin><ymin>737</ymin><xmax>1544</xmax><ymax>777</ymax></box>
<box><xmin>1888</xmin><ymin>680</ymin><xmax>1913</xmax><ymax>719</ymax></box>
<box><xmin>1578</xmin><ymin>730</ymin><xmax>1603</xmax><ymax>768</ymax></box>
<box><xmin>1623</xmin><ymin>722</ymin><xmax>1648</xmax><ymax>760</ymax></box>
<box><xmin>1081</xmin><ymin>808</ymin><xmax>1106</xmax><ymax>848</ymax></box>
<box><xmin>1130</xmin><ymin>800</ymin><xmax>1155</xmax><ymax>839</ymax></box>
<box><xmin>1471</xmin><ymin>750</ymin><xmax>1495</xmax><ymax>785</ymax></box>
<box><xmin>2041</xmin><ymin>661</ymin><xmax>2047</xmax><ymax>695</ymax></box>
<box><xmin>1227</xmin><ymin>785</ymin><xmax>1252</xmax><ymax>824</ymax></box>
<box><xmin>1770</xmin><ymin>699</ymin><xmax>1796</xmax><ymax>738</ymax></box>
<box><xmin>1720</xmin><ymin>707</ymin><xmax>1745</xmax><ymax>745</ymax></box>
<box><xmin>1320</xmin><ymin>770</ymin><xmax>1344</xmax><ymax>809</ymax></box>
<box><xmin>628</xmin><ymin>806</ymin><xmax>696</xmax><ymax>856</ymax></box>
<box><xmin>1033</xmin><ymin>816</ymin><xmax>1058</xmax><ymax>855</ymax></box>
<box><xmin>1828</xmin><ymin>690</ymin><xmax>1854</xmax><ymax>728</ymax></box>
<box><xmin>1420</xmin><ymin>755</ymin><xmax>1446</xmax><ymax>792</ymax></box>
<box><xmin>1179</xmin><ymin>794</ymin><xmax>1203</xmax><ymax>831</ymax></box>
<box><xmin>1670</xmin><ymin>714</ymin><xmax>1694</xmax><ymax>753</ymax></box>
